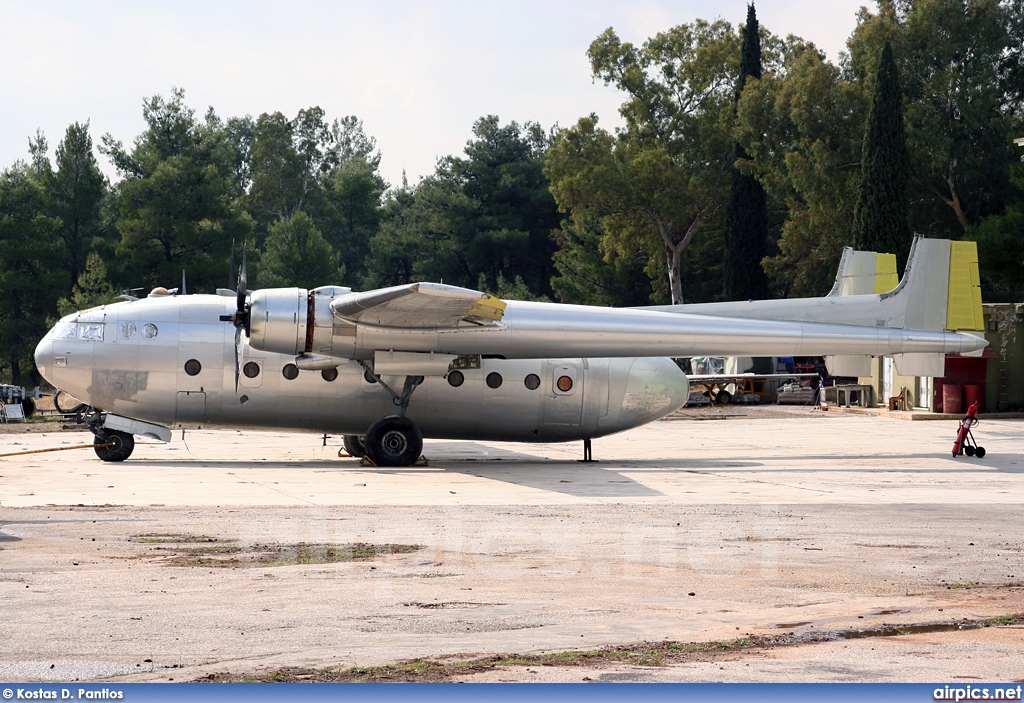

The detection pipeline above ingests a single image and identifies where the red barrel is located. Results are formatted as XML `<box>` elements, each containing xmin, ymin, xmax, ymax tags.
<box><xmin>942</xmin><ymin>384</ymin><xmax>963</xmax><ymax>414</ymax></box>
<box><xmin>963</xmin><ymin>385</ymin><xmax>984</xmax><ymax>413</ymax></box>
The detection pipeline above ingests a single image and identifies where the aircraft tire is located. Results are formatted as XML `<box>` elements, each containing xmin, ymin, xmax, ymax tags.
<box><xmin>364</xmin><ymin>415</ymin><xmax>422</xmax><ymax>467</ymax></box>
<box><xmin>716</xmin><ymin>390</ymin><xmax>732</xmax><ymax>405</ymax></box>
<box><xmin>94</xmin><ymin>430</ymin><xmax>135</xmax><ymax>462</ymax></box>
<box><xmin>343</xmin><ymin>434</ymin><xmax>366</xmax><ymax>458</ymax></box>
<box><xmin>21</xmin><ymin>397</ymin><xmax>35</xmax><ymax>418</ymax></box>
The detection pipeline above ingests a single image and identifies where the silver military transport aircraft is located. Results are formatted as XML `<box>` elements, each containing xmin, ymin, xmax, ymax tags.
<box><xmin>34</xmin><ymin>236</ymin><xmax>987</xmax><ymax>466</ymax></box>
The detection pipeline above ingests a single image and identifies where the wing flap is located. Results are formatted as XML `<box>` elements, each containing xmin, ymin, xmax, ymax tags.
<box><xmin>330</xmin><ymin>282</ymin><xmax>506</xmax><ymax>328</ymax></box>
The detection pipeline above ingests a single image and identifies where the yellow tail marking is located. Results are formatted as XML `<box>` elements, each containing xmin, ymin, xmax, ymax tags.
<box><xmin>874</xmin><ymin>253</ymin><xmax>899</xmax><ymax>294</ymax></box>
<box><xmin>946</xmin><ymin>241</ymin><xmax>984</xmax><ymax>330</ymax></box>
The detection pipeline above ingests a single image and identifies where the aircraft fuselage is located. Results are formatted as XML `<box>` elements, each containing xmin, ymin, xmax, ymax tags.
<box><xmin>33</xmin><ymin>294</ymin><xmax>690</xmax><ymax>443</ymax></box>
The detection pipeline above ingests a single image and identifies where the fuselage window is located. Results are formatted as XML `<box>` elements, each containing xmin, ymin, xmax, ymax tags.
<box><xmin>282</xmin><ymin>363</ymin><xmax>299</xmax><ymax>380</ymax></box>
<box><xmin>556</xmin><ymin>375</ymin><xmax>574</xmax><ymax>392</ymax></box>
<box><xmin>524</xmin><ymin>373</ymin><xmax>540</xmax><ymax>390</ymax></box>
<box><xmin>142</xmin><ymin>323</ymin><xmax>158</xmax><ymax>339</ymax></box>
<box><xmin>321</xmin><ymin>367</ymin><xmax>338</xmax><ymax>382</ymax></box>
<box><xmin>120</xmin><ymin>322</ymin><xmax>137</xmax><ymax>339</ymax></box>
<box><xmin>486</xmin><ymin>372</ymin><xmax>503</xmax><ymax>389</ymax></box>
<box><xmin>448</xmin><ymin>370</ymin><xmax>465</xmax><ymax>387</ymax></box>
<box><xmin>184</xmin><ymin>359</ymin><xmax>202</xmax><ymax>376</ymax></box>
<box><xmin>243</xmin><ymin>361</ymin><xmax>261</xmax><ymax>378</ymax></box>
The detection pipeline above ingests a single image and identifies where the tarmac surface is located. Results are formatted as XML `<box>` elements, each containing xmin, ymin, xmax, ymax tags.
<box><xmin>1</xmin><ymin>406</ymin><xmax>1022</xmax><ymax>683</ymax></box>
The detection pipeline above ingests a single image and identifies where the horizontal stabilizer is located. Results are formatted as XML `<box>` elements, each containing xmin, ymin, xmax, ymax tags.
<box><xmin>892</xmin><ymin>353</ymin><xmax>946</xmax><ymax>377</ymax></box>
<box><xmin>824</xmin><ymin>355</ymin><xmax>872</xmax><ymax>377</ymax></box>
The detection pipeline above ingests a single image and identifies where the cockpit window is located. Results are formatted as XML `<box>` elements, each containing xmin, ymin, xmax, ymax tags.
<box><xmin>79</xmin><ymin>323</ymin><xmax>104</xmax><ymax>341</ymax></box>
<box><xmin>58</xmin><ymin>323</ymin><xmax>78</xmax><ymax>340</ymax></box>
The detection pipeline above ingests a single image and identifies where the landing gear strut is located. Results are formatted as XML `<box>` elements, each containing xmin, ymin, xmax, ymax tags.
<box><xmin>358</xmin><ymin>362</ymin><xmax>426</xmax><ymax>467</ymax></box>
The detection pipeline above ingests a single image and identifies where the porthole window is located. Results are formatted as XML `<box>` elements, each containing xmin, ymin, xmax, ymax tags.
<box><xmin>486</xmin><ymin>372</ymin><xmax>503</xmax><ymax>389</ymax></box>
<box><xmin>120</xmin><ymin>322</ymin><xmax>136</xmax><ymax>339</ymax></box>
<box><xmin>282</xmin><ymin>363</ymin><xmax>299</xmax><ymax>380</ymax></box>
<box><xmin>184</xmin><ymin>359</ymin><xmax>202</xmax><ymax>376</ymax></box>
<box><xmin>142</xmin><ymin>323</ymin><xmax>158</xmax><ymax>339</ymax></box>
<box><xmin>524</xmin><ymin>373</ymin><xmax>540</xmax><ymax>390</ymax></box>
<box><xmin>363</xmin><ymin>368</ymin><xmax>378</xmax><ymax>384</ymax></box>
<box><xmin>556</xmin><ymin>375</ymin><xmax>574</xmax><ymax>392</ymax></box>
<box><xmin>448</xmin><ymin>370</ymin><xmax>465</xmax><ymax>387</ymax></box>
<box><xmin>321</xmin><ymin>367</ymin><xmax>338</xmax><ymax>382</ymax></box>
<box><xmin>243</xmin><ymin>361</ymin><xmax>261</xmax><ymax>378</ymax></box>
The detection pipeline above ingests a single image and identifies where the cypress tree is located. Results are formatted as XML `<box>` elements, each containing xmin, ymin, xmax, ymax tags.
<box><xmin>852</xmin><ymin>41</ymin><xmax>911</xmax><ymax>267</ymax></box>
<box><xmin>724</xmin><ymin>3</ymin><xmax>769</xmax><ymax>301</ymax></box>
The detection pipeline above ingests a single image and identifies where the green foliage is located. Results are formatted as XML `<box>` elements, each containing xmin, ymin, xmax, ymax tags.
<box><xmin>42</xmin><ymin>122</ymin><xmax>111</xmax><ymax>284</ymax></box>
<box><xmin>852</xmin><ymin>41</ymin><xmax>912</xmax><ymax>267</ymax></box>
<box><xmin>548</xmin><ymin>21</ymin><xmax>739</xmax><ymax>304</ymax></box>
<box><xmin>550</xmin><ymin>214</ymin><xmax>653</xmax><ymax>306</ymax></box>
<box><xmin>257</xmin><ymin>211</ymin><xmax>344</xmax><ymax>289</ymax></box>
<box><xmin>969</xmin><ymin>160</ymin><xmax>1024</xmax><ymax>301</ymax></box>
<box><xmin>848</xmin><ymin>0</ymin><xmax>1022</xmax><ymax>235</ymax></box>
<box><xmin>101</xmin><ymin>88</ymin><xmax>252</xmax><ymax>292</ymax></box>
<box><xmin>364</xmin><ymin>116</ymin><xmax>558</xmax><ymax>297</ymax></box>
<box><xmin>57</xmin><ymin>251</ymin><xmax>118</xmax><ymax>316</ymax></box>
<box><xmin>735</xmin><ymin>40</ymin><xmax>867</xmax><ymax>296</ymax></box>
<box><xmin>320</xmin><ymin>156</ymin><xmax>386</xmax><ymax>287</ymax></box>
<box><xmin>724</xmin><ymin>3</ymin><xmax>771</xmax><ymax>301</ymax></box>
<box><xmin>0</xmin><ymin>162</ymin><xmax>68</xmax><ymax>383</ymax></box>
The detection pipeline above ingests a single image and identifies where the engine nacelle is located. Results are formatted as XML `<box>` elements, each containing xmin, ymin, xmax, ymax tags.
<box><xmin>248</xmin><ymin>288</ymin><xmax>309</xmax><ymax>355</ymax></box>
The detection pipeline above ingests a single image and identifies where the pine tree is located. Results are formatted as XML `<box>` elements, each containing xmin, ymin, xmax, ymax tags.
<box><xmin>723</xmin><ymin>3</ymin><xmax>769</xmax><ymax>301</ymax></box>
<box><xmin>853</xmin><ymin>41</ymin><xmax>911</xmax><ymax>267</ymax></box>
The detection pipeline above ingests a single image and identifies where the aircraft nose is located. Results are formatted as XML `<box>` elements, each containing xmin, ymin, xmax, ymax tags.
<box><xmin>622</xmin><ymin>356</ymin><xmax>690</xmax><ymax>424</ymax></box>
<box><xmin>34</xmin><ymin>334</ymin><xmax>53</xmax><ymax>383</ymax></box>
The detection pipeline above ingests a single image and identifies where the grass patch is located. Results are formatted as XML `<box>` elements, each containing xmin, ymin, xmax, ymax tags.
<box><xmin>131</xmin><ymin>535</ymin><xmax>422</xmax><ymax>568</ymax></box>
<box><xmin>948</xmin><ymin>581</ymin><xmax>980</xmax><ymax>589</ymax></box>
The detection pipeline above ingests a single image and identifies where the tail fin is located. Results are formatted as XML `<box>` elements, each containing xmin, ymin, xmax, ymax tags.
<box><xmin>827</xmin><ymin>248</ymin><xmax>898</xmax><ymax>297</ymax></box>
<box><xmin>880</xmin><ymin>236</ymin><xmax>983</xmax><ymax>332</ymax></box>
<box><xmin>825</xmin><ymin>237</ymin><xmax>984</xmax><ymax>376</ymax></box>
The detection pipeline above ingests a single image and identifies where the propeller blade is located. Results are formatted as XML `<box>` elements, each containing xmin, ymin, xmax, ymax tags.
<box><xmin>234</xmin><ymin>326</ymin><xmax>243</xmax><ymax>393</ymax></box>
<box><xmin>236</xmin><ymin>245</ymin><xmax>248</xmax><ymax>323</ymax></box>
<box><xmin>181</xmin><ymin>269</ymin><xmax>187</xmax><ymax>296</ymax></box>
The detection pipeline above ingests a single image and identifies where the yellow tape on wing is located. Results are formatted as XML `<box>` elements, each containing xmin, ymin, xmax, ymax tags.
<box><xmin>874</xmin><ymin>253</ymin><xmax>899</xmax><ymax>294</ymax></box>
<box><xmin>946</xmin><ymin>241</ymin><xmax>984</xmax><ymax>331</ymax></box>
<box><xmin>466</xmin><ymin>295</ymin><xmax>507</xmax><ymax>322</ymax></box>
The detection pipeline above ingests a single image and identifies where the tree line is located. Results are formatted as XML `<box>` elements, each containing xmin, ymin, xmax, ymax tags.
<box><xmin>2</xmin><ymin>0</ymin><xmax>1022</xmax><ymax>384</ymax></box>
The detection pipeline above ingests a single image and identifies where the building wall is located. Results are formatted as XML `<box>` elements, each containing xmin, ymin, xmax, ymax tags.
<box><xmin>984</xmin><ymin>303</ymin><xmax>1024</xmax><ymax>411</ymax></box>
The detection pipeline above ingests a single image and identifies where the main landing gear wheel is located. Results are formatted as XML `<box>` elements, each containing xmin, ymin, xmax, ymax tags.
<box><xmin>94</xmin><ymin>430</ymin><xmax>135</xmax><ymax>462</ymax></box>
<box><xmin>364</xmin><ymin>415</ymin><xmax>422</xmax><ymax>467</ymax></box>
<box><xmin>716</xmin><ymin>390</ymin><xmax>732</xmax><ymax>405</ymax></box>
<box><xmin>343</xmin><ymin>434</ymin><xmax>366</xmax><ymax>458</ymax></box>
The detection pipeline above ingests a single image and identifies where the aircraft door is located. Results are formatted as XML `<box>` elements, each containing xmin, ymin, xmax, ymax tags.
<box><xmin>175</xmin><ymin>391</ymin><xmax>207</xmax><ymax>428</ymax></box>
<box><xmin>542</xmin><ymin>360</ymin><xmax>584</xmax><ymax>426</ymax></box>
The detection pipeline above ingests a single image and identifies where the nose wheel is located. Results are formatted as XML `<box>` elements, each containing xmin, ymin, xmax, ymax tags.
<box><xmin>93</xmin><ymin>430</ymin><xmax>135</xmax><ymax>462</ymax></box>
<box><xmin>363</xmin><ymin>415</ymin><xmax>423</xmax><ymax>467</ymax></box>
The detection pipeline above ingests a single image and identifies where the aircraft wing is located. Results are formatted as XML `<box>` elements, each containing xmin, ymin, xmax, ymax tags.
<box><xmin>329</xmin><ymin>282</ymin><xmax>507</xmax><ymax>327</ymax></box>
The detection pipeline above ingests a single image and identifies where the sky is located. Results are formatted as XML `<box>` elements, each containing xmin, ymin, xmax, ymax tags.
<box><xmin>0</xmin><ymin>0</ymin><xmax>874</xmax><ymax>189</ymax></box>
